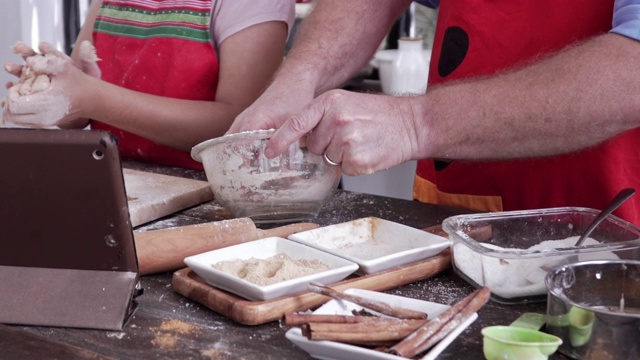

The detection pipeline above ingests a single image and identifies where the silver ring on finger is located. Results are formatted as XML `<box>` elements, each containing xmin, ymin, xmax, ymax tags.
<box><xmin>323</xmin><ymin>151</ymin><xmax>341</xmax><ymax>166</ymax></box>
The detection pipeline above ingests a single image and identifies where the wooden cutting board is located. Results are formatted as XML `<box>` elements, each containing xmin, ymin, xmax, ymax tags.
<box><xmin>172</xmin><ymin>250</ymin><xmax>451</xmax><ymax>326</ymax></box>
<box><xmin>123</xmin><ymin>169</ymin><xmax>214</xmax><ymax>227</ymax></box>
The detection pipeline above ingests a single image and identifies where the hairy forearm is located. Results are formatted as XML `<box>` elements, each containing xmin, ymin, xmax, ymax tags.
<box><xmin>83</xmin><ymin>77</ymin><xmax>236</xmax><ymax>151</ymax></box>
<box><xmin>416</xmin><ymin>33</ymin><xmax>640</xmax><ymax>160</ymax></box>
<box><xmin>279</xmin><ymin>0</ymin><xmax>411</xmax><ymax>95</ymax></box>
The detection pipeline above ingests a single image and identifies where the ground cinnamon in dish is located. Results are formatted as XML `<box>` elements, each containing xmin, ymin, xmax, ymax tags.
<box><xmin>212</xmin><ymin>253</ymin><xmax>330</xmax><ymax>286</ymax></box>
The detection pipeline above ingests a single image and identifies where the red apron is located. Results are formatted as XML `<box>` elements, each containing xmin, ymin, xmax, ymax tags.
<box><xmin>414</xmin><ymin>0</ymin><xmax>640</xmax><ymax>225</ymax></box>
<box><xmin>91</xmin><ymin>0</ymin><xmax>219</xmax><ymax>169</ymax></box>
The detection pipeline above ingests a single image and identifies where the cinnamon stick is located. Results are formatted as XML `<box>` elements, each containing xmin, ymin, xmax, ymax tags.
<box><xmin>307</xmin><ymin>283</ymin><xmax>428</xmax><ymax>319</ymax></box>
<box><xmin>305</xmin><ymin>330</ymin><xmax>399</xmax><ymax>348</ymax></box>
<box><xmin>303</xmin><ymin>318</ymin><xmax>428</xmax><ymax>345</ymax></box>
<box><xmin>282</xmin><ymin>313</ymin><xmax>374</xmax><ymax>326</ymax></box>
<box><xmin>304</xmin><ymin>332</ymin><xmax>397</xmax><ymax>347</ymax></box>
<box><xmin>388</xmin><ymin>287</ymin><xmax>491</xmax><ymax>358</ymax></box>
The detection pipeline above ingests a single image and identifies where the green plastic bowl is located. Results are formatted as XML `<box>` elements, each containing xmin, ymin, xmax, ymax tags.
<box><xmin>482</xmin><ymin>325</ymin><xmax>563</xmax><ymax>360</ymax></box>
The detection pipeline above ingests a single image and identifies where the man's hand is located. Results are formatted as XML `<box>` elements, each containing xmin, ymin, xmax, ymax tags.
<box><xmin>267</xmin><ymin>89</ymin><xmax>421</xmax><ymax>176</ymax></box>
<box><xmin>226</xmin><ymin>74</ymin><xmax>316</xmax><ymax>134</ymax></box>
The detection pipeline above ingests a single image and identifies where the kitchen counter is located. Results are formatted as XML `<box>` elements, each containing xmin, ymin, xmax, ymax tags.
<box><xmin>1</xmin><ymin>160</ymin><xmax>569</xmax><ymax>359</ymax></box>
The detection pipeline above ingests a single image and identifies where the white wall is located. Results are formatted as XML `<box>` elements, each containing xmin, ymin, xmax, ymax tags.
<box><xmin>0</xmin><ymin>1</ymin><xmax>22</xmax><ymax>100</ymax></box>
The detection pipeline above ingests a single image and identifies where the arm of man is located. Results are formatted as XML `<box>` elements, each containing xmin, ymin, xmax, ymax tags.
<box><xmin>228</xmin><ymin>0</ymin><xmax>413</xmax><ymax>133</ymax></box>
<box><xmin>285</xmin><ymin>0</ymin><xmax>411</xmax><ymax>95</ymax></box>
<box><xmin>266</xmin><ymin>1</ymin><xmax>640</xmax><ymax>176</ymax></box>
<box><xmin>416</xmin><ymin>33</ymin><xmax>640</xmax><ymax>161</ymax></box>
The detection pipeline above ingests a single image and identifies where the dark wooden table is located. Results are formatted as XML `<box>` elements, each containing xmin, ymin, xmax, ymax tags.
<box><xmin>1</xmin><ymin>161</ymin><xmax>567</xmax><ymax>360</ymax></box>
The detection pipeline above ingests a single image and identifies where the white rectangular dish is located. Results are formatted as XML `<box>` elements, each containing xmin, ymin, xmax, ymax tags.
<box><xmin>285</xmin><ymin>288</ymin><xmax>477</xmax><ymax>360</ymax></box>
<box><xmin>288</xmin><ymin>217</ymin><xmax>450</xmax><ymax>274</ymax></box>
<box><xmin>183</xmin><ymin>237</ymin><xmax>358</xmax><ymax>301</ymax></box>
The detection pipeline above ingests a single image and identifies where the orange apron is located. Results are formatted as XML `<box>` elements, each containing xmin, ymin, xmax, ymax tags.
<box><xmin>91</xmin><ymin>0</ymin><xmax>219</xmax><ymax>169</ymax></box>
<box><xmin>414</xmin><ymin>1</ymin><xmax>640</xmax><ymax>225</ymax></box>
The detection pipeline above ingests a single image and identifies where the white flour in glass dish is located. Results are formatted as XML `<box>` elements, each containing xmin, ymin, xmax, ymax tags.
<box><xmin>453</xmin><ymin>236</ymin><xmax>620</xmax><ymax>299</ymax></box>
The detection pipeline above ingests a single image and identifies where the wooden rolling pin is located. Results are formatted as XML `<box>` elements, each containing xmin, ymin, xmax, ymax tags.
<box><xmin>134</xmin><ymin>218</ymin><xmax>318</xmax><ymax>275</ymax></box>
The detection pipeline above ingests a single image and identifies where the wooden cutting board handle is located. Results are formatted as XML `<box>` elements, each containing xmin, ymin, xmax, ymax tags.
<box><xmin>134</xmin><ymin>218</ymin><xmax>318</xmax><ymax>276</ymax></box>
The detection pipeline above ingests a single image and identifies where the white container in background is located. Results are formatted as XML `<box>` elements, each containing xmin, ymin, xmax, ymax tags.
<box><xmin>371</xmin><ymin>45</ymin><xmax>431</xmax><ymax>96</ymax></box>
<box><xmin>388</xmin><ymin>37</ymin><xmax>430</xmax><ymax>95</ymax></box>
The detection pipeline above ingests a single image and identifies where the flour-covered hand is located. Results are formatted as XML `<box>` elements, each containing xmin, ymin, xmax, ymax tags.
<box><xmin>73</xmin><ymin>40</ymin><xmax>102</xmax><ymax>79</ymax></box>
<box><xmin>3</xmin><ymin>84</ymin><xmax>69</xmax><ymax>128</ymax></box>
<box><xmin>3</xmin><ymin>41</ymin><xmax>97</xmax><ymax>129</ymax></box>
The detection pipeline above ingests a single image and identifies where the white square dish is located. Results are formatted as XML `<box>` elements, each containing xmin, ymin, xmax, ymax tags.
<box><xmin>287</xmin><ymin>217</ymin><xmax>450</xmax><ymax>274</ymax></box>
<box><xmin>183</xmin><ymin>237</ymin><xmax>359</xmax><ymax>301</ymax></box>
<box><xmin>285</xmin><ymin>288</ymin><xmax>477</xmax><ymax>360</ymax></box>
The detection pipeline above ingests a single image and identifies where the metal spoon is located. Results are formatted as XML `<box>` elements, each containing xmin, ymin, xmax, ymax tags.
<box><xmin>574</xmin><ymin>188</ymin><xmax>636</xmax><ymax>246</ymax></box>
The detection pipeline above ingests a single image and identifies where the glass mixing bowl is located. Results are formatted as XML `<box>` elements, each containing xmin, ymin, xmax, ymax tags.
<box><xmin>191</xmin><ymin>130</ymin><xmax>341</xmax><ymax>224</ymax></box>
<box><xmin>442</xmin><ymin>207</ymin><xmax>640</xmax><ymax>304</ymax></box>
